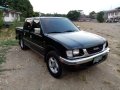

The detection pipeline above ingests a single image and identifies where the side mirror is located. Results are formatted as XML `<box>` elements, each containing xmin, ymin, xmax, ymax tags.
<box><xmin>34</xmin><ymin>28</ymin><xmax>41</xmax><ymax>34</ymax></box>
<box><xmin>77</xmin><ymin>26</ymin><xmax>80</xmax><ymax>29</ymax></box>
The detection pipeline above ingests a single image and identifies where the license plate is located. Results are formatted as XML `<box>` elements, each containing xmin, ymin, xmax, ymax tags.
<box><xmin>93</xmin><ymin>56</ymin><xmax>103</xmax><ymax>63</ymax></box>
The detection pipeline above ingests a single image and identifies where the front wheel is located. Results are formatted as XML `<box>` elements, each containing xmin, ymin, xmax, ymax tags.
<box><xmin>19</xmin><ymin>39</ymin><xmax>28</xmax><ymax>50</ymax></box>
<box><xmin>46</xmin><ymin>51</ymin><xmax>63</xmax><ymax>78</ymax></box>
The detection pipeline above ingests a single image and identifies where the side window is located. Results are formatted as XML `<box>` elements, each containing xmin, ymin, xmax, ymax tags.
<box><xmin>23</xmin><ymin>19</ymin><xmax>32</xmax><ymax>31</ymax></box>
<box><xmin>32</xmin><ymin>19</ymin><xmax>41</xmax><ymax>34</ymax></box>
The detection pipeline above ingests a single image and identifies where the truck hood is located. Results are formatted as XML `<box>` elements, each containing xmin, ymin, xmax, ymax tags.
<box><xmin>47</xmin><ymin>31</ymin><xmax>106</xmax><ymax>49</ymax></box>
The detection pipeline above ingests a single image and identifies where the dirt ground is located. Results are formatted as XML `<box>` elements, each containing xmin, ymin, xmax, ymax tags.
<box><xmin>0</xmin><ymin>22</ymin><xmax>120</xmax><ymax>90</ymax></box>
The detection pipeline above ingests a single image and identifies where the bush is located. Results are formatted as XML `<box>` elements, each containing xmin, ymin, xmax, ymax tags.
<box><xmin>97</xmin><ymin>11</ymin><xmax>104</xmax><ymax>23</ymax></box>
<box><xmin>89</xmin><ymin>11</ymin><xmax>96</xmax><ymax>19</ymax></box>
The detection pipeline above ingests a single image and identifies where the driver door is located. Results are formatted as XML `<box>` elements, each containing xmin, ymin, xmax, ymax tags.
<box><xmin>30</xmin><ymin>19</ymin><xmax>45</xmax><ymax>54</ymax></box>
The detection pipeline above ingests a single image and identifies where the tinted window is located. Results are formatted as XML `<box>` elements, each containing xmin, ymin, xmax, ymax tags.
<box><xmin>40</xmin><ymin>18</ymin><xmax>79</xmax><ymax>34</ymax></box>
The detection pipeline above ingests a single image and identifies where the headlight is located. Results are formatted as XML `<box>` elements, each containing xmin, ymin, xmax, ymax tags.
<box><xmin>66</xmin><ymin>49</ymin><xmax>80</xmax><ymax>58</ymax></box>
<box><xmin>73</xmin><ymin>49</ymin><xmax>79</xmax><ymax>56</ymax></box>
<box><xmin>66</xmin><ymin>50</ymin><xmax>73</xmax><ymax>58</ymax></box>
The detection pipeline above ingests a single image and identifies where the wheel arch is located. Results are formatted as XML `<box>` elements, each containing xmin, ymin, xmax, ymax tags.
<box><xmin>44</xmin><ymin>45</ymin><xmax>60</xmax><ymax>62</ymax></box>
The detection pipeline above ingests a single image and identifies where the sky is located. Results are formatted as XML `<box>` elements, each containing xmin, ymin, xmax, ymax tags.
<box><xmin>29</xmin><ymin>0</ymin><xmax>120</xmax><ymax>15</ymax></box>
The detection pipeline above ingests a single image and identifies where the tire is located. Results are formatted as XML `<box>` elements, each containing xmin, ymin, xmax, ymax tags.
<box><xmin>19</xmin><ymin>39</ymin><xmax>28</xmax><ymax>50</ymax></box>
<box><xmin>46</xmin><ymin>51</ymin><xmax>63</xmax><ymax>78</ymax></box>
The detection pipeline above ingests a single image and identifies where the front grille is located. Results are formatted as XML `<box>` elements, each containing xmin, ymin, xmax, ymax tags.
<box><xmin>86</xmin><ymin>44</ymin><xmax>103</xmax><ymax>54</ymax></box>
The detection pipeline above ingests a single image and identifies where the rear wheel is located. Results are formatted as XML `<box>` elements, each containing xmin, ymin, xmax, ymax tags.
<box><xmin>46</xmin><ymin>51</ymin><xmax>63</xmax><ymax>78</ymax></box>
<box><xmin>19</xmin><ymin>39</ymin><xmax>28</xmax><ymax>50</ymax></box>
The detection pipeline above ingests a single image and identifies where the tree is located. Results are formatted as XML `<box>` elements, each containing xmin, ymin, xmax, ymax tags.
<box><xmin>97</xmin><ymin>11</ymin><xmax>104</xmax><ymax>23</ymax></box>
<box><xmin>89</xmin><ymin>11</ymin><xmax>96</xmax><ymax>19</ymax></box>
<box><xmin>67</xmin><ymin>10</ymin><xmax>80</xmax><ymax>21</ymax></box>
<box><xmin>0</xmin><ymin>0</ymin><xmax>34</xmax><ymax>18</ymax></box>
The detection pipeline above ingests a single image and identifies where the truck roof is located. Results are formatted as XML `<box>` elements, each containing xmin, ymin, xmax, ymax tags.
<box><xmin>25</xmin><ymin>17</ymin><xmax>65</xmax><ymax>20</ymax></box>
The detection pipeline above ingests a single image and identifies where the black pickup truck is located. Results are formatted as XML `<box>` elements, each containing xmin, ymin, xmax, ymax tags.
<box><xmin>16</xmin><ymin>17</ymin><xmax>110</xmax><ymax>78</ymax></box>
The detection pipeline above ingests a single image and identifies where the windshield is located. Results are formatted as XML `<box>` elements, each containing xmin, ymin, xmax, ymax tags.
<box><xmin>40</xmin><ymin>17</ymin><xmax>79</xmax><ymax>34</ymax></box>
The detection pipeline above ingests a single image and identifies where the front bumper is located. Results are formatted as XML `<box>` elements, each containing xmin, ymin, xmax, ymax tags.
<box><xmin>60</xmin><ymin>48</ymin><xmax>110</xmax><ymax>65</ymax></box>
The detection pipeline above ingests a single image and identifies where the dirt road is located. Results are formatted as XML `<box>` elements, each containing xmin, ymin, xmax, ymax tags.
<box><xmin>0</xmin><ymin>22</ymin><xmax>120</xmax><ymax>90</ymax></box>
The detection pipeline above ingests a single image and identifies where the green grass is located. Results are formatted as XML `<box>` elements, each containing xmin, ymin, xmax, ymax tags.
<box><xmin>0</xmin><ymin>39</ymin><xmax>18</xmax><ymax>47</ymax></box>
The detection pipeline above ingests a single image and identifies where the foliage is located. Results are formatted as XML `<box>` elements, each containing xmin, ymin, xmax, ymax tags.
<box><xmin>67</xmin><ymin>10</ymin><xmax>80</xmax><ymax>21</ymax></box>
<box><xmin>89</xmin><ymin>11</ymin><xmax>96</xmax><ymax>19</ymax></box>
<box><xmin>97</xmin><ymin>11</ymin><xmax>104</xmax><ymax>23</ymax></box>
<box><xmin>0</xmin><ymin>0</ymin><xmax>33</xmax><ymax>18</ymax></box>
<box><xmin>0</xmin><ymin>0</ymin><xmax>67</xmax><ymax>18</ymax></box>
<box><xmin>0</xmin><ymin>11</ymin><xmax>4</xmax><ymax>29</ymax></box>
<box><xmin>33</xmin><ymin>12</ymin><xmax>39</xmax><ymax>17</ymax></box>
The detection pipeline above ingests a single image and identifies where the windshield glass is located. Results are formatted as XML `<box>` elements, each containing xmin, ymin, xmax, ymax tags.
<box><xmin>40</xmin><ymin>17</ymin><xmax>79</xmax><ymax>34</ymax></box>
